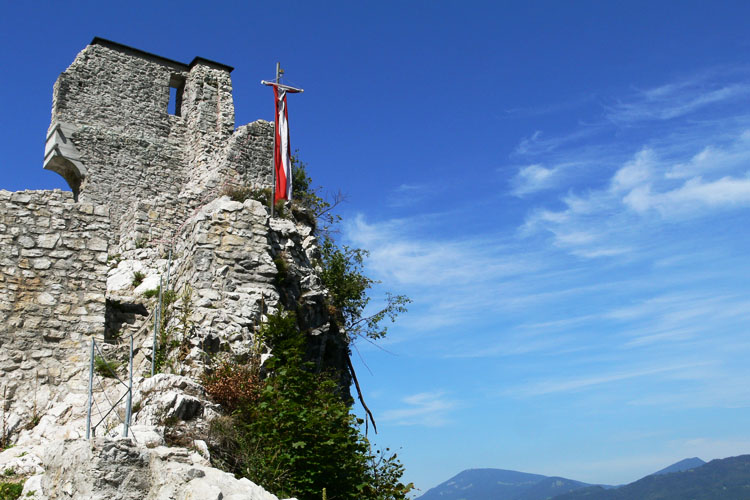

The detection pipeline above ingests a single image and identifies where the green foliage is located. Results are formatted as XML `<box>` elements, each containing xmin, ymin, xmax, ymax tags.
<box><xmin>131</xmin><ymin>271</ymin><xmax>145</xmax><ymax>287</ymax></box>
<box><xmin>273</xmin><ymin>254</ymin><xmax>291</xmax><ymax>287</ymax></box>
<box><xmin>0</xmin><ymin>480</ymin><xmax>23</xmax><ymax>500</ymax></box>
<box><xmin>209</xmin><ymin>310</ymin><xmax>412</xmax><ymax>500</ymax></box>
<box><xmin>222</xmin><ymin>184</ymin><xmax>272</xmax><ymax>206</ymax></box>
<box><xmin>176</xmin><ymin>285</ymin><xmax>194</xmax><ymax>362</ymax></box>
<box><xmin>107</xmin><ymin>253</ymin><xmax>121</xmax><ymax>269</ymax></box>
<box><xmin>319</xmin><ymin>237</ymin><xmax>410</xmax><ymax>342</ymax></box>
<box><xmin>143</xmin><ymin>288</ymin><xmax>159</xmax><ymax>299</ymax></box>
<box><xmin>94</xmin><ymin>355</ymin><xmax>121</xmax><ymax>379</ymax></box>
<box><xmin>152</xmin><ymin>286</ymin><xmax>190</xmax><ymax>374</ymax></box>
<box><xmin>221</xmin><ymin>182</ymin><xmax>295</xmax><ymax>219</ymax></box>
<box><xmin>291</xmin><ymin>154</ymin><xmax>312</xmax><ymax>197</ymax></box>
<box><xmin>364</xmin><ymin>447</ymin><xmax>415</xmax><ymax>499</ymax></box>
<box><xmin>162</xmin><ymin>289</ymin><xmax>179</xmax><ymax>308</ymax></box>
<box><xmin>290</xmin><ymin>155</ymin><xmax>342</xmax><ymax>233</ymax></box>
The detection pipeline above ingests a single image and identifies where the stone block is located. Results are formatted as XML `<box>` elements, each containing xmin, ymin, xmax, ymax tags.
<box><xmin>37</xmin><ymin>292</ymin><xmax>57</xmax><ymax>306</ymax></box>
<box><xmin>10</xmin><ymin>192</ymin><xmax>32</xmax><ymax>204</ymax></box>
<box><xmin>87</xmin><ymin>236</ymin><xmax>108</xmax><ymax>251</ymax></box>
<box><xmin>17</xmin><ymin>235</ymin><xmax>35</xmax><ymax>248</ymax></box>
<box><xmin>37</xmin><ymin>233</ymin><xmax>60</xmax><ymax>249</ymax></box>
<box><xmin>32</xmin><ymin>258</ymin><xmax>52</xmax><ymax>270</ymax></box>
<box><xmin>20</xmin><ymin>248</ymin><xmax>44</xmax><ymax>258</ymax></box>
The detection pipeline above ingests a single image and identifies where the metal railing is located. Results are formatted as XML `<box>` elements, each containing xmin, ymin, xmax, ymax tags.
<box><xmin>85</xmin><ymin>334</ymin><xmax>134</xmax><ymax>439</ymax></box>
<box><xmin>85</xmin><ymin>249</ymin><xmax>174</xmax><ymax>440</ymax></box>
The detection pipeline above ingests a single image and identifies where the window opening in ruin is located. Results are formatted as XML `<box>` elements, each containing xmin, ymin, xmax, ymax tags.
<box><xmin>168</xmin><ymin>74</ymin><xmax>185</xmax><ymax>116</ymax></box>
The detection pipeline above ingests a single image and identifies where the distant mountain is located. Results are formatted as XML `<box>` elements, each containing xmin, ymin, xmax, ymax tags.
<box><xmin>515</xmin><ymin>476</ymin><xmax>591</xmax><ymax>500</ymax></box>
<box><xmin>415</xmin><ymin>468</ymin><xmax>594</xmax><ymax>500</ymax></box>
<box><xmin>551</xmin><ymin>454</ymin><xmax>750</xmax><ymax>500</ymax></box>
<box><xmin>651</xmin><ymin>456</ymin><xmax>705</xmax><ymax>475</ymax></box>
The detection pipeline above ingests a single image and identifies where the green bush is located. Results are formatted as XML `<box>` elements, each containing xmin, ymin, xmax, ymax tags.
<box><xmin>208</xmin><ymin>310</ymin><xmax>412</xmax><ymax>500</ymax></box>
<box><xmin>222</xmin><ymin>184</ymin><xmax>272</xmax><ymax>205</ymax></box>
<box><xmin>0</xmin><ymin>480</ymin><xmax>23</xmax><ymax>500</ymax></box>
<box><xmin>151</xmin><ymin>286</ymin><xmax>189</xmax><ymax>375</ymax></box>
<box><xmin>94</xmin><ymin>355</ymin><xmax>121</xmax><ymax>379</ymax></box>
<box><xmin>132</xmin><ymin>271</ymin><xmax>145</xmax><ymax>287</ymax></box>
<box><xmin>319</xmin><ymin>237</ymin><xmax>410</xmax><ymax>343</ymax></box>
<box><xmin>273</xmin><ymin>255</ymin><xmax>291</xmax><ymax>287</ymax></box>
<box><xmin>289</xmin><ymin>156</ymin><xmax>342</xmax><ymax>233</ymax></box>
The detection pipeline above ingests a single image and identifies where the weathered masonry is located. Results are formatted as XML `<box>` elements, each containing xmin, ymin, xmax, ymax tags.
<box><xmin>2</xmin><ymin>39</ymin><xmax>352</xmax><ymax>442</ymax></box>
<box><xmin>43</xmin><ymin>37</ymin><xmax>274</xmax><ymax>248</ymax></box>
<box><xmin>1</xmin><ymin>38</ymin><xmax>346</xmax><ymax>446</ymax></box>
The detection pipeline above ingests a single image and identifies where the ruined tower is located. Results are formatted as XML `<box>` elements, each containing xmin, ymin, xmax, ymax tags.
<box><xmin>43</xmin><ymin>37</ymin><xmax>275</xmax><ymax>249</ymax></box>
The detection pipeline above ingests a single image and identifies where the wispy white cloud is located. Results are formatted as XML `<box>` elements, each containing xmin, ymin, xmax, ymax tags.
<box><xmin>670</xmin><ymin>437</ymin><xmax>750</xmax><ymax>458</ymax></box>
<box><xmin>514</xmin><ymin>128</ymin><xmax>601</xmax><ymax>157</ymax></box>
<box><xmin>386</xmin><ymin>183</ymin><xmax>440</xmax><ymax>208</ymax></box>
<box><xmin>520</xmin><ymin>130</ymin><xmax>750</xmax><ymax>258</ymax></box>
<box><xmin>346</xmin><ymin>214</ymin><xmax>537</xmax><ymax>288</ymax></box>
<box><xmin>501</xmin><ymin>93</ymin><xmax>597</xmax><ymax>119</ymax></box>
<box><xmin>443</xmin><ymin>331</ymin><xmax>582</xmax><ymax>359</ymax></box>
<box><xmin>510</xmin><ymin>163</ymin><xmax>565</xmax><ymax>196</ymax></box>
<box><xmin>627</xmin><ymin>378</ymin><xmax>750</xmax><ymax>409</ymax></box>
<box><xmin>607</xmin><ymin>76</ymin><xmax>750</xmax><ymax>123</ymax></box>
<box><xmin>624</xmin><ymin>174</ymin><xmax>750</xmax><ymax>216</ymax></box>
<box><xmin>666</xmin><ymin>130</ymin><xmax>750</xmax><ymax>179</ymax></box>
<box><xmin>511</xmin><ymin>362</ymin><xmax>711</xmax><ymax>397</ymax></box>
<box><xmin>380</xmin><ymin>391</ymin><xmax>456</xmax><ymax>427</ymax></box>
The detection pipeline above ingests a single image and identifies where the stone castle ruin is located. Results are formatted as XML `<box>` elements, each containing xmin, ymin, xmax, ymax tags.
<box><xmin>0</xmin><ymin>38</ymin><xmax>344</xmax><ymax>498</ymax></box>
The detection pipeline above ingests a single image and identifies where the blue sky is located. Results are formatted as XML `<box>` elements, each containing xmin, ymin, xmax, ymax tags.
<box><xmin>3</xmin><ymin>0</ymin><xmax>750</xmax><ymax>494</ymax></box>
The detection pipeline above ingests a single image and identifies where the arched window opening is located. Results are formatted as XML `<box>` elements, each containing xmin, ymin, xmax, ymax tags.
<box><xmin>44</xmin><ymin>155</ymin><xmax>84</xmax><ymax>201</ymax></box>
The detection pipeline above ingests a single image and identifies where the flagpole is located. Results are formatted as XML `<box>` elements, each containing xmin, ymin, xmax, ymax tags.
<box><xmin>270</xmin><ymin>62</ymin><xmax>280</xmax><ymax>218</ymax></box>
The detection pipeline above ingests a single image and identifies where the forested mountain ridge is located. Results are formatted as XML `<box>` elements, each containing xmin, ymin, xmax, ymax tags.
<box><xmin>553</xmin><ymin>454</ymin><xmax>750</xmax><ymax>500</ymax></box>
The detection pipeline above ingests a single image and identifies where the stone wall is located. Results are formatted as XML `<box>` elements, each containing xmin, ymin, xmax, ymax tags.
<box><xmin>218</xmin><ymin>121</ymin><xmax>275</xmax><ymax>192</ymax></box>
<box><xmin>0</xmin><ymin>189</ymin><xmax>110</xmax><ymax>435</ymax></box>
<box><xmin>161</xmin><ymin>197</ymin><xmax>348</xmax><ymax>388</ymax></box>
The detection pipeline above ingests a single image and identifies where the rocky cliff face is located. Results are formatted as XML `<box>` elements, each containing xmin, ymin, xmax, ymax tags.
<box><xmin>0</xmin><ymin>38</ymin><xmax>345</xmax><ymax>499</ymax></box>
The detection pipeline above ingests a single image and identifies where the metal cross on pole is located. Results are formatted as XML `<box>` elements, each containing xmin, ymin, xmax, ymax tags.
<box><xmin>270</xmin><ymin>62</ymin><xmax>281</xmax><ymax>218</ymax></box>
<box><xmin>262</xmin><ymin>63</ymin><xmax>304</xmax><ymax>220</ymax></box>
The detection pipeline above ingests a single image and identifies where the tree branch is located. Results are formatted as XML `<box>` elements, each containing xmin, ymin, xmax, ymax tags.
<box><xmin>347</xmin><ymin>355</ymin><xmax>377</xmax><ymax>435</ymax></box>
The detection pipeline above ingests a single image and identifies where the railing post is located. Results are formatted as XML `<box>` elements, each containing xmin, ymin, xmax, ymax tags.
<box><xmin>165</xmin><ymin>248</ymin><xmax>172</xmax><ymax>293</ymax></box>
<box><xmin>151</xmin><ymin>305</ymin><xmax>157</xmax><ymax>376</ymax></box>
<box><xmin>123</xmin><ymin>334</ymin><xmax>133</xmax><ymax>437</ymax></box>
<box><xmin>86</xmin><ymin>338</ymin><xmax>94</xmax><ymax>439</ymax></box>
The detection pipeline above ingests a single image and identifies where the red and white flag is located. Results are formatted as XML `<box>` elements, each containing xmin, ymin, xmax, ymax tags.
<box><xmin>273</xmin><ymin>86</ymin><xmax>300</xmax><ymax>203</ymax></box>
